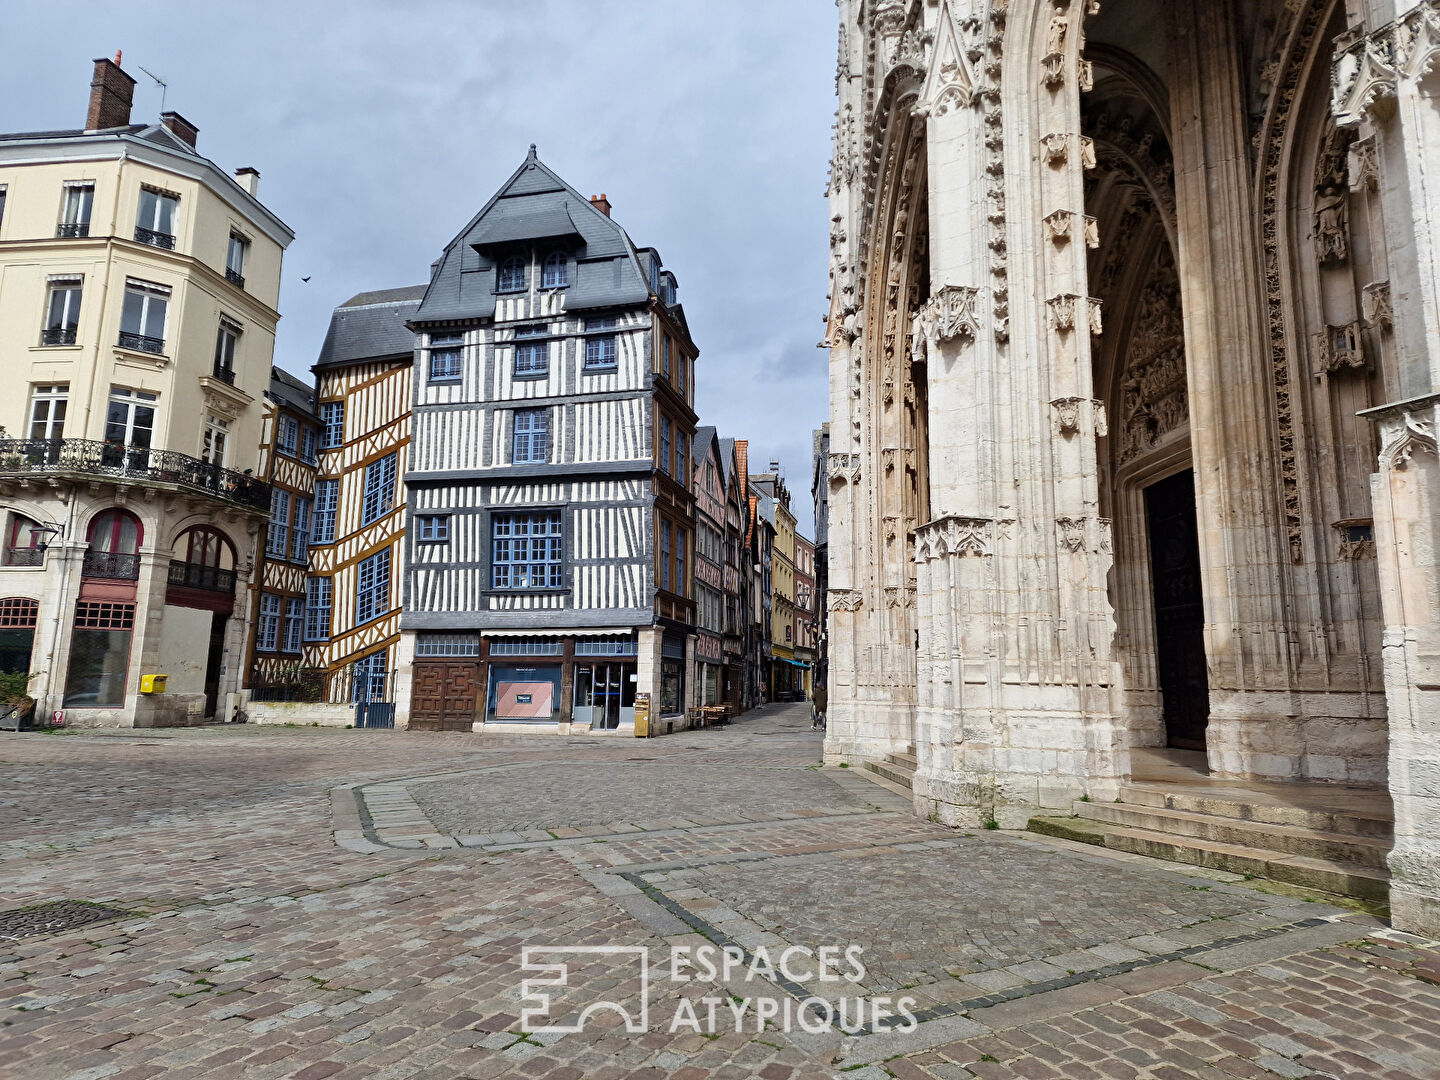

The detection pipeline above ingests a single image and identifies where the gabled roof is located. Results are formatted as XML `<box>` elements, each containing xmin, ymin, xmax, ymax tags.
<box><xmin>694</xmin><ymin>426</ymin><xmax>718</xmax><ymax>470</ymax></box>
<box><xmin>315</xmin><ymin>285</ymin><xmax>427</xmax><ymax>370</ymax></box>
<box><xmin>718</xmin><ymin>437</ymin><xmax>738</xmax><ymax>487</ymax></box>
<box><xmin>267</xmin><ymin>365</ymin><xmax>317</xmax><ymax>418</ymax></box>
<box><xmin>413</xmin><ymin>146</ymin><xmax>653</xmax><ymax>324</ymax></box>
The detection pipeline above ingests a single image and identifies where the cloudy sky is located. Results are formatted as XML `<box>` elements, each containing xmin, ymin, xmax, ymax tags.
<box><xmin>7</xmin><ymin>1</ymin><xmax>836</xmax><ymax>533</ymax></box>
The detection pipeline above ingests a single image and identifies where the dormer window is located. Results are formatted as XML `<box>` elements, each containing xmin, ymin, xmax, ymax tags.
<box><xmin>498</xmin><ymin>255</ymin><xmax>526</xmax><ymax>293</ymax></box>
<box><xmin>541</xmin><ymin>251</ymin><xmax>568</xmax><ymax>289</ymax></box>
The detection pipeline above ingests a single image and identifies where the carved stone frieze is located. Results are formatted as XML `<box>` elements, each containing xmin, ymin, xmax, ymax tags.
<box><xmin>1334</xmin><ymin>520</ymin><xmax>1376</xmax><ymax>560</ymax></box>
<box><xmin>1056</xmin><ymin>516</ymin><xmax>1086</xmax><ymax>553</ymax></box>
<box><xmin>914</xmin><ymin>515</ymin><xmax>992</xmax><ymax>561</ymax></box>
<box><xmin>1041</xmin><ymin>132</ymin><xmax>1070</xmax><ymax>165</ymax></box>
<box><xmin>1080</xmin><ymin>136</ymin><xmax>1096</xmax><ymax>170</ymax></box>
<box><xmin>1047</xmin><ymin>294</ymin><xmax>1079</xmax><ymax>332</ymax></box>
<box><xmin>1050</xmin><ymin>397</ymin><xmax>1107</xmax><ymax>438</ymax></box>
<box><xmin>1348</xmin><ymin>135</ymin><xmax>1379</xmax><ymax>193</ymax></box>
<box><xmin>1043</xmin><ymin>209</ymin><xmax>1073</xmax><ymax>244</ymax></box>
<box><xmin>828</xmin><ymin>589</ymin><xmax>863</xmax><ymax>613</ymax></box>
<box><xmin>1119</xmin><ymin>248</ymin><xmax>1188</xmax><ymax>463</ymax></box>
<box><xmin>1332</xmin><ymin>0</ymin><xmax>1440</xmax><ymax>126</ymax></box>
<box><xmin>1315</xmin><ymin>322</ymin><xmax>1366</xmax><ymax>375</ymax></box>
<box><xmin>1363</xmin><ymin>281</ymin><xmax>1394</xmax><ymax>332</ymax></box>
<box><xmin>1375</xmin><ymin>400</ymin><xmax>1438</xmax><ymax>471</ymax></box>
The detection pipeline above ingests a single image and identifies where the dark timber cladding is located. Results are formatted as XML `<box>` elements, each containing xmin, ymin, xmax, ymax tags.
<box><xmin>401</xmin><ymin>146</ymin><xmax>699</xmax><ymax>732</ymax></box>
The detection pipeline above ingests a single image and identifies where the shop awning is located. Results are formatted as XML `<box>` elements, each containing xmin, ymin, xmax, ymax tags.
<box><xmin>777</xmin><ymin>657</ymin><xmax>810</xmax><ymax>669</ymax></box>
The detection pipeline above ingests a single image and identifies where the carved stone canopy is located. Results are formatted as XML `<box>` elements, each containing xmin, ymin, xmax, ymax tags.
<box><xmin>1332</xmin><ymin>1</ymin><xmax>1440</xmax><ymax>126</ymax></box>
<box><xmin>1363</xmin><ymin>281</ymin><xmax>1394</xmax><ymax>332</ymax></box>
<box><xmin>914</xmin><ymin>515</ymin><xmax>992</xmax><ymax>561</ymax></box>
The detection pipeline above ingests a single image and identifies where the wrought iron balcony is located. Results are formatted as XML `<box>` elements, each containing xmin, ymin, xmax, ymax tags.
<box><xmin>41</xmin><ymin>327</ymin><xmax>77</xmax><ymax>346</ymax></box>
<box><xmin>83</xmin><ymin>550</ymin><xmax>140</xmax><ymax>581</ymax></box>
<box><xmin>117</xmin><ymin>331</ymin><xmax>165</xmax><ymax>354</ymax></box>
<box><xmin>2</xmin><ymin>547</ymin><xmax>43</xmax><ymax>568</ymax></box>
<box><xmin>168</xmin><ymin>559</ymin><xmax>235</xmax><ymax>594</ymax></box>
<box><xmin>0</xmin><ymin>438</ymin><xmax>272</xmax><ymax>512</ymax></box>
<box><xmin>211</xmin><ymin>363</ymin><xmax>236</xmax><ymax>385</ymax></box>
<box><xmin>225</xmin><ymin>267</ymin><xmax>245</xmax><ymax>289</ymax></box>
<box><xmin>56</xmin><ymin>222</ymin><xmax>89</xmax><ymax>238</ymax></box>
<box><xmin>134</xmin><ymin>226</ymin><xmax>175</xmax><ymax>250</ymax></box>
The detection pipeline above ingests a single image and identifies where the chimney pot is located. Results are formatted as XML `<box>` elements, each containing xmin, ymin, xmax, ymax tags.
<box><xmin>160</xmin><ymin>110</ymin><xmax>199</xmax><ymax>149</ymax></box>
<box><xmin>235</xmin><ymin>166</ymin><xmax>261</xmax><ymax>196</ymax></box>
<box><xmin>87</xmin><ymin>57</ymin><xmax>135</xmax><ymax>132</ymax></box>
<box><xmin>590</xmin><ymin>193</ymin><xmax>612</xmax><ymax>217</ymax></box>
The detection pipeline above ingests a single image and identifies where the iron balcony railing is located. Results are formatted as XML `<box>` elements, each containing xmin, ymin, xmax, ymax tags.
<box><xmin>2</xmin><ymin>547</ymin><xmax>43</xmax><ymax>568</ymax></box>
<box><xmin>168</xmin><ymin>559</ymin><xmax>235</xmax><ymax>594</ymax></box>
<box><xmin>211</xmin><ymin>363</ymin><xmax>236</xmax><ymax>385</ymax></box>
<box><xmin>134</xmin><ymin>226</ymin><xmax>175</xmax><ymax>250</ymax></box>
<box><xmin>41</xmin><ymin>328</ymin><xmax>77</xmax><ymax>346</ymax></box>
<box><xmin>82</xmin><ymin>550</ymin><xmax>140</xmax><ymax>581</ymax></box>
<box><xmin>0</xmin><ymin>438</ymin><xmax>272</xmax><ymax>512</ymax></box>
<box><xmin>225</xmin><ymin>267</ymin><xmax>245</xmax><ymax>288</ymax></box>
<box><xmin>56</xmin><ymin>222</ymin><xmax>89</xmax><ymax>238</ymax></box>
<box><xmin>118</xmin><ymin>331</ymin><xmax>165</xmax><ymax>354</ymax></box>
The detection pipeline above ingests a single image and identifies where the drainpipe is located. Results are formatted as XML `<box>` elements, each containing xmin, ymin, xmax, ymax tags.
<box><xmin>39</xmin><ymin>496</ymin><xmax>80</xmax><ymax>714</ymax></box>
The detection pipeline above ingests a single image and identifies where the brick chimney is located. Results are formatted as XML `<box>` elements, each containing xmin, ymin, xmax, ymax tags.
<box><xmin>234</xmin><ymin>167</ymin><xmax>261</xmax><ymax>196</ymax></box>
<box><xmin>590</xmin><ymin>193</ymin><xmax>612</xmax><ymax>217</ymax></box>
<box><xmin>735</xmin><ymin>439</ymin><xmax>749</xmax><ymax>500</ymax></box>
<box><xmin>87</xmin><ymin>56</ymin><xmax>136</xmax><ymax>131</ymax></box>
<box><xmin>160</xmin><ymin>111</ymin><xmax>199</xmax><ymax>148</ymax></box>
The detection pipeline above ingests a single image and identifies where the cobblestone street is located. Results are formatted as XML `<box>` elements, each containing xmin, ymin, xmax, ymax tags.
<box><xmin>3</xmin><ymin>704</ymin><xmax>1440</xmax><ymax>1080</ymax></box>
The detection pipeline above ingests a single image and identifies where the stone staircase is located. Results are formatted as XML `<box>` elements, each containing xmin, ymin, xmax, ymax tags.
<box><xmin>1029</xmin><ymin>778</ymin><xmax>1393</xmax><ymax>904</ymax></box>
<box><xmin>857</xmin><ymin>748</ymin><xmax>917</xmax><ymax>799</ymax></box>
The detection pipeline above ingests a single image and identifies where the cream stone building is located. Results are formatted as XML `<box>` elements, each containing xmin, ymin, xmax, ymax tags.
<box><xmin>823</xmin><ymin>0</ymin><xmax>1440</xmax><ymax>934</ymax></box>
<box><xmin>0</xmin><ymin>58</ymin><xmax>291</xmax><ymax>726</ymax></box>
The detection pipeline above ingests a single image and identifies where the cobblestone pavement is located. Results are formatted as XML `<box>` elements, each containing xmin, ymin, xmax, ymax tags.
<box><xmin>2</xmin><ymin>706</ymin><xmax>1439</xmax><ymax>1079</ymax></box>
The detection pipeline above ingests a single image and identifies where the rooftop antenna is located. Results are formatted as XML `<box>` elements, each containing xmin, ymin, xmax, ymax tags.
<box><xmin>137</xmin><ymin>64</ymin><xmax>168</xmax><ymax>114</ymax></box>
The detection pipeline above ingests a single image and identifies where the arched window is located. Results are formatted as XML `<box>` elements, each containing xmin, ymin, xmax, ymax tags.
<box><xmin>497</xmin><ymin>255</ymin><xmax>526</xmax><ymax>293</ymax></box>
<box><xmin>4</xmin><ymin>513</ymin><xmax>45</xmax><ymax>567</ymax></box>
<box><xmin>172</xmin><ymin>526</ymin><xmax>235</xmax><ymax>569</ymax></box>
<box><xmin>88</xmin><ymin>509</ymin><xmax>142</xmax><ymax>553</ymax></box>
<box><xmin>541</xmin><ymin>251</ymin><xmax>567</xmax><ymax>289</ymax></box>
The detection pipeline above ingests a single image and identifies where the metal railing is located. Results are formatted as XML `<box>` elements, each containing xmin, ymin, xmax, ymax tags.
<box><xmin>167</xmin><ymin>559</ymin><xmax>235</xmax><ymax>594</ymax></box>
<box><xmin>82</xmin><ymin>550</ymin><xmax>140</xmax><ymax>581</ymax></box>
<box><xmin>117</xmin><ymin>331</ymin><xmax>164</xmax><ymax>354</ymax></box>
<box><xmin>2</xmin><ymin>547</ymin><xmax>43</xmax><ymax>568</ymax></box>
<box><xmin>134</xmin><ymin>226</ymin><xmax>175</xmax><ymax>250</ymax></box>
<box><xmin>41</xmin><ymin>328</ymin><xmax>77</xmax><ymax>346</ymax></box>
<box><xmin>0</xmin><ymin>438</ymin><xmax>272</xmax><ymax>511</ymax></box>
<box><xmin>56</xmin><ymin>222</ymin><xmax>89</xmax><ymax>238</ymax></box>
<box><xmin>225</xmin><ymin>267</ymin><xmax>245</xmax><ymax>288</ymax></box>
<box><xmin>211</xmin><ymin>364</ymin><xmax>236</xmax><ymax>385</ymax></box>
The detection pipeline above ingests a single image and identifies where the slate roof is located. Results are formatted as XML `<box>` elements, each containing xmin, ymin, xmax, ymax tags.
<box><xmin>718</xmin><ymin>437</ymin><xmax>737</xmax><ymax>485</ymax></box>
<box><xmin>694</xmin><ymin>426</ymin><xmax>718</xmax><ymax>471</ymax></box>
<box><xmin>413</xmin><ymin>146</ymin><xmax>654</xmax><ymax>324</ymax></box>
<box><xmin>315</xmin><ymin>285</ymin><xmax>427</xmax><ymax>370</ymax></box>
<box><xmin>267</xmin><ymin>366</ymin><xmax>317</xmax><ymax>419</ymax></box>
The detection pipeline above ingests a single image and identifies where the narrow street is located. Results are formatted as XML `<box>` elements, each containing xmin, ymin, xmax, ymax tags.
<box><xmin>3</xmin><ymin>710</ymin><xmax>1438</xmax><ymax>1079</ymax></box>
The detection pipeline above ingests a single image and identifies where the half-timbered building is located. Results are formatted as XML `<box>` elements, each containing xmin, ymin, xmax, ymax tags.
<box><xmin>395</xmin><ymin>148</ymin><xmax>700</xmax><ymax>733</ymax></box>
<box><xmin>304</xmin><ymin>286</ymin><xmax>421</xmax><ymax>705</ymax></box>
<box><xmin>717</xmin><ymin>436</ymin><xmax>750</xmax><ymax>713</ymax></box>
<box><xmin>246</xmin><ymin>367</ymin><xmax>318</xmax><ymax>683</ymax></box>
<box><xmin>693</xmin><ymin>427</ymin><xmax>727</xmax><ymax>706</ymax></box>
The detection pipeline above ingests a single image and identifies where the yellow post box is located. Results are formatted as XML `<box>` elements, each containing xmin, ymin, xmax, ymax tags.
<box><xmin>140</xmin><ymin>674</ymin><xmax>168</xmax><ymax>694</ymax></box>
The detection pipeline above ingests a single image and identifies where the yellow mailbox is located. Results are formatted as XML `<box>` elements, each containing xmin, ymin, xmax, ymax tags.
<box><xmin>140</xmin><ymin>674</ymin><xmax>168</xmax><ymax>694</ymax></box>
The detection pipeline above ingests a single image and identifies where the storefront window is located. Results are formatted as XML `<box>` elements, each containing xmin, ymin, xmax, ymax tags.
<box><xmin>661</xmin><ymin>658</ymin><xmax>684</xmax><ymax>716</ymax></box>
<box><xmin>64</xmin><ymin>602</ymin><xmax>134</xmax><ymax>707</ymax></box>
<box><xmin>487</xmin><ymin>664</ymin><xmax>562</xmax><ymax>722</ymax></box>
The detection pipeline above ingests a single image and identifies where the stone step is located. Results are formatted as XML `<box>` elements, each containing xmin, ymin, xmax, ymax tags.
<box><xmin>1075</xmin><ymin>800</ymin><xmax>1392</xmax><ymax>869</ymax></box>
<box><xmin>853</xmin><ymin>763</ymin><xmax>914</xmax><ymax>800</ymax></box>
<box><xmin>864</xmin><ymin>759</ymin><xmax>914</xmax><ymax>790</ymax></box>
<box><xmin>1118</xmin><ymin>783</ymin><xmax>1392</xmax><ymax>839</ymax></box>
<box><xmin>1027</xmin><ymin>816</ymin><xmax>1390</xmax><ymax>903</ymax></box>
<box><xmin>887</xmin><ymin>751</ymin><xmax>918</xmax><ymax>771</ymax></box>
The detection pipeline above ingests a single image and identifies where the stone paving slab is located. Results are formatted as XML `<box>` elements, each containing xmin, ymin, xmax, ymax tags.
<box><xmin>1</xmin><ymin>704</ymin><xmax>1438</xmax><ymax>1078</ymax></box>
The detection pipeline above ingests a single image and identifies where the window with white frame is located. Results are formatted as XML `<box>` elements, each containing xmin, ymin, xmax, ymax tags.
<box><xmin>513</xmin><ymin>325</ymin><xmax>547</xmax><ymax>377</ymax></box>
<box><xmin>282</xmin><ymin>597</ymin><xmax>304</xmax><ymax>653</ymax></box>
<box><xmin>416</xmin><ymin>634</ymin><xmax>482</xmax><ymax>657</ymax></box>
<box><xmin>428</xmin><ymin>332</ymin><xmax>463</xmax><ymax>381</ymax></box>
<box><xmin>277</xmin><ymin>415</ymin><xmax>299</xmax><ymax>457</ymax></box>
<box><xmin>135</xmin><ymin>186</ymin><xmax>179</xmax><ymax>248</ymax></box>
<box><xmin>59</xmin><ymin>182</ymin><xmax>93</xmax><ymax>236</ymax></box>
<box><xmin>266</xmin><ymin>489</ymin><xmax>290</xmax><ymax>557</ymax></box>
<box><xmin>213</xmin><ymin>318</ymin><xmax>240</xmax><ymax>380</ymax></box>
<box><xmin>497</xmin><ymin>255</ymin><xmax>526</xmax><ymax>293</ymax></box>
<box><xmin>319</xmin><ymin>401</ymin><xmax>344</xmax><ymax>448</ymax></box>
<box><xmin>585</xmin><ymin>332</ymin><xmax>617</xmax><ymax>369</ymax></box>
<box><xmin>28</xmin><ymin>385</ymin><xmax>68</xmax><ymax>440</ymax></box>
<box><xmin>355</xmin><ymin>547</ymin><xmax>391</xmax><ymax>624</ymax></box>
<box><xmin>304</xmin><ymin>577</ymin><xmax>332</xmax><ymax>641</ymax></box>
<box><xmin>119</xmin><ymin>279</ymin><xmax>169</xmax><ymax>353</ymax></box>
<box><xmin>257</xmin><ymin>593</ymin><xmax>281</xmax><ymax>651</ymax></box>
<box><xmin>491</xmin><ymin>510</ymin><xmax>563</xmax><ymax>590</ymax></box>
<box><xmin>361</xmin><ymin>453</ymin><xmax>397</xmax><ymax>525</ymax></box>
<box><xmin>43</xmin><ymin>276</ymin><xmax>83</xmax><ymax>346</ymax></box>
<box><xmin>417</xmin><ymin>515</ymin><xmax>450</xmax><ymax>542</ymax></box>
<box><xmin>311</xmin><ymin>479</ymin><xmax>338</xmax><ymax>544</ymax></box>
<box><xmin>291</xmin><ymin>497</ymin><xmax>311</xmax><ymax>563</ymax></box>
<box><xmin>104</xmin><ymin>387</ymin><xmax>157</xmax><ymax>448</ymax></box>
<box><xmin>512</xmin><ymin>408</ymin><xmax>548</xmax><ymax>465</ymax></box>
<box><xmin>541</xmin><ymin>251</ymin><xmax>567</xmax><ymax>288</ymax></box>
<box><xmin>201</xmin><ymin>416</ymin><xmax>229</xmax><ymax>466</ymax></box>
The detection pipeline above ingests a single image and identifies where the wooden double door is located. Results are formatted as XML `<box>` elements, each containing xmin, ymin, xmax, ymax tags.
<box><xmin>410</xmin><ymin>661</ymin><xmax>482</xmax><ymax>732</ymax></box>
